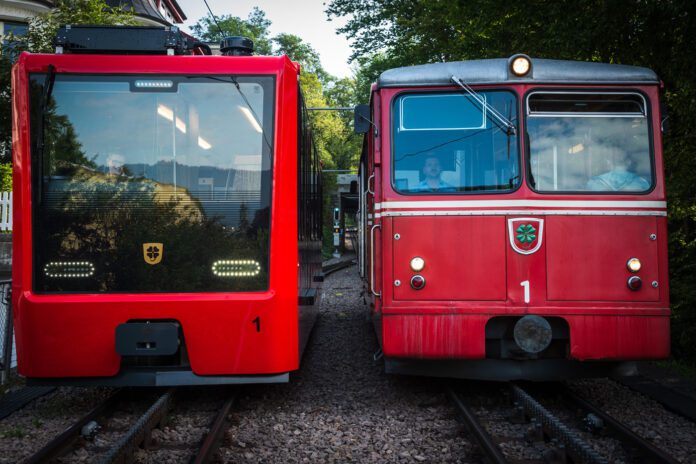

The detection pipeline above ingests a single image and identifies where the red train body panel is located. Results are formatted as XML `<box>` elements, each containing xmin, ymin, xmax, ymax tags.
<box><xmin>12</xmin><ymin>29</ymin><xmax>322</xmax><ymax>385</ymax></box>
<box><xmin>359</xmin><ymin>57</ymin><xmax>670</xmax><ymax>380</ymax></box>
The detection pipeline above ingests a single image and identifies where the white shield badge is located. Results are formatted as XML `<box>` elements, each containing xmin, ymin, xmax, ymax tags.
<box><xmin>508</xmin><ymin>218</ymin><xmax>544</xmax><ymax>255</ymax></box>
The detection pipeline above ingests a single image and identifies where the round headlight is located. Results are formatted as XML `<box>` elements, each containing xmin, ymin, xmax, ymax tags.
<box><xmin>410</xmin><ymin>257</ymin><xmax>425</xmax><ymax>272</ymax></box>
<box><xmin>511</xmin><ymin>56</ymin><xmax>531</xmax><ymax>76</ymax></box>
<box><xmin>627</xmin><ymin>258</ymin><xmax>641</xmax><ymax>273</ymax></box>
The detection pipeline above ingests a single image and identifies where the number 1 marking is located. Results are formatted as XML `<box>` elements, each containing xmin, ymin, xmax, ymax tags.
<box><xmin>520</xmin><ymin>280</ymin><xmax>530</xmax><ymax>304</ymax></box>
<box><xmin>252</xmin><ymin>316</ymin><xmax>261</xmax><ymax>333</ymax></box>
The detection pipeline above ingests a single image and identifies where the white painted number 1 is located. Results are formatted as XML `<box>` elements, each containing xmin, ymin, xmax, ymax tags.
<box><xmin>520</xmin><ymin>280</ymin><xmax>530</xmax><ymax>304</ymax></box>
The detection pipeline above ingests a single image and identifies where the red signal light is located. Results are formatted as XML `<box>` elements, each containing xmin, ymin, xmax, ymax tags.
<box><xmin>410</xmin><ymin>275</ymin><xmax>426</xmax><ymax>290</ymax></box>
<box><xmin>627</xmin><ymin>276</ymin><xmax>642</xmax><ymax>291</ymax></box>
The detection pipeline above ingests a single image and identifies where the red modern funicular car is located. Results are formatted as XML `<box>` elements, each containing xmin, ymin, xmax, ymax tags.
<box><xmin>12</xmin><ymin>27</ymin><xmax>322</xmax><ymax>386</ymax></box>
<box><xmin>356</xmin><ymin>55</ymin><xmax>669</xmax><ymax>380</ymax></box>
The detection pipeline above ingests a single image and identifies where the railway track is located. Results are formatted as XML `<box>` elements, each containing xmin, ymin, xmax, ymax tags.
<box><xmin>614</xmin><ymin>373</ymin><xmax>696</xmax><ymax>423</ymax></box>
<box><xmin>22</xmin><ymin>387</ymin><xmax>238</xmax><ymax>464</ymax></box>
<box><xmin>447</xmin><ymin>382</ymin><xmax>683</xmax><ymax>464</ymax></box>
<box><xmin>321</xmin><ymin>258</ymin><xmax>356</xmax><ymax>276</ymax></box>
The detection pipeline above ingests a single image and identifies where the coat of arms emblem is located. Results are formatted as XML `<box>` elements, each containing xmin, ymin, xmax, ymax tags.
<box><xmin>143</xmin><ymin>243</ymin><xmax>163</xmax><ymax>265</ymax></box>
<box><xmin>508</xmin><ymin>218</ymin><xmax>544</xmax><ymax>255</ymax></box>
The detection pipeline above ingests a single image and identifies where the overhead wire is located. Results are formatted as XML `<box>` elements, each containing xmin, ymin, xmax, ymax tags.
<box><xmin>202</xmin><ymin>0</ymin><xmax>225</xmax><ymax>40</ymax></box>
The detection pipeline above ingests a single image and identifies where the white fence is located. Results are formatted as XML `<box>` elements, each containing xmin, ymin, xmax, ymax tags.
<box><xmin>0</xmin><ymin>192</ymin><xmax>10</xmax><ymax>231</ymax></box>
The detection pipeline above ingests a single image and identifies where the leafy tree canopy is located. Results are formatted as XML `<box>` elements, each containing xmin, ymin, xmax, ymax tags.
<box><xmin>190</xmin><ymin>7</ymin><xmax>273</xmax><ymax>54</ymax></box>
<box><xmin>0</xmin><ymin>0</ymin><xmax>136</xmax><ymax>160</ymax></box>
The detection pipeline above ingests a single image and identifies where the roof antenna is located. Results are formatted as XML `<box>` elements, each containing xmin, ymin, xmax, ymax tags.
<box><xmin>202</xmin><ymin>0</ymin><xmax>224</xmax><ymax>40</ymax></box>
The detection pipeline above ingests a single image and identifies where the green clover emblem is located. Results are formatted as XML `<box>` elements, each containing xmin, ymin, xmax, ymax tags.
<box><xmin>516</xmin><ymin>224</ymin><xmax>537</xmax><ymax>244</ymax></box>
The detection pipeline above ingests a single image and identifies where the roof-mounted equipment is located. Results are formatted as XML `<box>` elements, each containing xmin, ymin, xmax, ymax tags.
<box><xmin>54</xmin><ymin>25</ymin><xmax>211</xmax><ymax>55</ymax></box>
<box><xmin>220</xmin><ymin>36</ymin><xmax>254</xmax><ymax>56</ymax></box>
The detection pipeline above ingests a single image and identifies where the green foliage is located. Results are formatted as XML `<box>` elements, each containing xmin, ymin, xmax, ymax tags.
<box><xmin>328</xmin><ymin>0</ymin><xmax>696</xmax><ymax>363</ymax></box>
<box><xmin>191</xmin><ymin>7</ymin><xmax>365</xmax><ymax>257</ymax></box>
<box><xmin>0</xmin><ymin>0</ymin><xmax>136</xmax><ymax>161</ymax></box>
<box><xmin>191</xmin><ymin>7</ymin><xmax>273</xmax><ymax>54</ymax></box>
<box><xmin>0</xmin><ymin>164</ymin><xmax>11</xmax><ymax>191</ymax></box>
<box><xmin>25</xmin><ymin>0</ymin><xmax>136</xmax><ymax>53</ymax></box>
<box><xmin>274</xmin><ymin>33</ymin><xmax>329</xmax><ymax>82</ymax></box>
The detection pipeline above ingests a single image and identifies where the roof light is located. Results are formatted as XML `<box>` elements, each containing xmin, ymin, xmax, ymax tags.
<box><xmin>239</xmin><ymin>106</ymin><xmax>263</xmax><ymax>133</ymax></box>
<box><xmin>135</xmin><ymin>79</ymin><xmax>173</xmax><ymax>89</ymax></box>
<box><xmin>198</xmin><ymin>137</ymin><xmax>211</xmax><ymax>150</ymax></box>
<box><xmin>510</xmin><ymin>54</ymin><xmax>532</xmax><ymax>77</ymax></box>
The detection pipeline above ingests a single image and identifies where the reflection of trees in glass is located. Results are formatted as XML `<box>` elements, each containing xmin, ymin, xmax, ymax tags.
<box><xmin>238</xmin><ymin>203</ymin><xmax>249</xmax><ymax>231</ymax></box>
<box><xmin>38</xmin><ymin>166</ymin><xmax>269</xmax><ymax>293</ymax></box>
<box><xmin>30</xmin><ymin>79</ymin><xmax>97</xmax><ymax>176</ymax></box>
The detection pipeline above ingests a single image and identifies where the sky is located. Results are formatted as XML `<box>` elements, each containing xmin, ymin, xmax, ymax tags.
<box><xmin>175</xmin><ymin>0</ymin><xmax>354</xmax><ymax>78</ymax></box>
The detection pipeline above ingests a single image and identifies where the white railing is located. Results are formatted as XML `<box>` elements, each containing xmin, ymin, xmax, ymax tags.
<box><xmin>0</xmin><ymin>192</ymin><xmax>11</xmax><ymax>231</ymax></box>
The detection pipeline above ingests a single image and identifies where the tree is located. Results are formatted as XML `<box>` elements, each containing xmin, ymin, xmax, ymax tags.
<box><xmin>190</xmin><ymin>7</ymin><xmax>273</xmax><ymax>54</ymax></box>
<box><xmin>0</xmin><ymin>0</ymin><xmax>136</xmax><ymax>161</ymax></box>
<box><xmin>274</xmin><ymin>33</ymin><xmax>328</xmax><ymax>82</ymax></box>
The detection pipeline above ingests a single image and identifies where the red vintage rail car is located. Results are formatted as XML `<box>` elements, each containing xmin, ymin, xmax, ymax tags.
<box><xmin>356</xmin><ymin>55</ymin><xmax>669</xmax><ymax>380</ymax></box>
<box><xmin>12</xmin><ymin>27</ymin><xmax>322</xmax><ymax>386</ymax></box>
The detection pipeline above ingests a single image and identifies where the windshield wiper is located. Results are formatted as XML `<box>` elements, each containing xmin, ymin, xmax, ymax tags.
<box><xmin>189</xmin><ymin>75</ymin><xmax>274</xmax><ymax>155</ymax></box>
<box><xmin>450</xmin><ymin>75</ymin><xmax>516</xmax><ymax>135</ymax></box>
<box><xmin>36</xmin><ymin>64</ymin><xmax>56</xmax><ymax>205</ymax></box>
<box><xmin>230</xmin><ymin>77</ymin><xmax>273</xmax><ymax>153</ymax></box>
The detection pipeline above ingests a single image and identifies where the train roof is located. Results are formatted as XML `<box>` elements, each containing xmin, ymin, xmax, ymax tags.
<box><xmin>377</xmin><ymin>57</ymin><xmax>659</xmax><ymax>88</ymax></box>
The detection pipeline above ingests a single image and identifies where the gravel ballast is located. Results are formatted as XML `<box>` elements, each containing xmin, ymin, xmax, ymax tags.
<box><xmin>219</xmin><ymin>265</ymin><xmax>474</xmax><ymax>463</ymax></box>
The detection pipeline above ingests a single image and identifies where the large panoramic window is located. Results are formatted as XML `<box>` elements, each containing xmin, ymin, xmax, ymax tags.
<box><xmin>392</xmin><ymin>91</ymin><xmax>519</xmax><ymax>194</ymax></box>
<box><xmin>31</xmin><ymin>74</ymin><xmax>275</xmax><ymax>293</ymax></box>
<box><xmin>526</xmin><ymin>92</ymin><xmax>653</xmax><ymax>193</ymax></box>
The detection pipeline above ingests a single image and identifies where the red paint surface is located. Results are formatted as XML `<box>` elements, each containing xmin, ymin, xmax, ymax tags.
<box><xmin>382</xmin><ymin>312</ymin><xmax>669</xmax><ymax>360</ymax></box>
<box><xmin>392</xmin><ymin>216</ymin><xmax>506</xmax><ymax>301</ymax></box>
<box><xmin>546</xmin><ymin>216</ymin><xmax>660</xmax><ymax>301</ymax></box>
<box><xmin>365</xmin><ymin>83</ymin><xmax>670</xmax><ymax>363</ymax></box>
<box><xmin>12</xmin><ymin>53</ymin><xmax>302</xmax><ymax>378</ymax></box>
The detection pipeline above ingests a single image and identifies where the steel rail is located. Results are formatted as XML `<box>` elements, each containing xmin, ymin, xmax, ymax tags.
<box><xmin>99</xmin><ymin>388</ymin><xmax>175</xmax><ymax>464</ymax></box>
<box><xmin>561</xmin><ymin>385</ymin><xmax>681</xmax><ymax>464</ymax></box>
<box><xmin>445</xmin><ymin>386</ymin><xmax>508</xmax><ymax>464</ymax></box>
<box><xmin>322</xmin><ymin>259</ymin><xmax>356</xmax><ymax>276</ymax></box>
<box><xmin>511</xmin><ymin>383</ymin><xmax>609</xmax><ymax>464</ymax></box>
<box><xmin>24</xmin><ymin>390</ymin><xmax>124</xmax><ymax>464</ymax></box>
<box><xmin>191</xmin><ymin>394</ymin><xmax>236</xmax><ymax>464</ymax></box>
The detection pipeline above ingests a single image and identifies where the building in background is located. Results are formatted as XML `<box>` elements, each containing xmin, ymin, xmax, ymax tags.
<box><xmin>0</xmin><ymin>0</ymin><xmax>185</xmax><ymax>39</ymax></box>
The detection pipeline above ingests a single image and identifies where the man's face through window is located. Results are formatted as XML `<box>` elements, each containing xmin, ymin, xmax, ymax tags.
<box><xmin>423</xmin><ymin>157</ymin><xmax>442</xmax><ymax>180</ymax></box>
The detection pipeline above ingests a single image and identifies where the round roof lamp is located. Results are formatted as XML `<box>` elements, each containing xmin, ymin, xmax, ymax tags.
<box><xmin>509</xmin><ymin>54</ymin><xmax>532</xmax><ymax>77</ymax></box>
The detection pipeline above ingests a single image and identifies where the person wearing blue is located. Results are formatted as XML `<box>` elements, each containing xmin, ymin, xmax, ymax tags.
<box><xmin>586</xmin><ymin>151</ymin><xmax>650</xmax><ymax>192</ymax></box>
<box><xmin>412</xmin><ymin>155</ymin><xmax>456</xmax><ymax>192</ymax></box>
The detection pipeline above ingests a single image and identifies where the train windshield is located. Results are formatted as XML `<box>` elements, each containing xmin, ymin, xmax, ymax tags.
<box><xmin>30</xmin><ymin>74</ymin><xmax>274</xmax><ymax>293</ymax></box>
<box><xmin>526</xmin><ymin>92</ymin><xmax>653</xmax><ymax>193</ymax></box>
<box><xmin>392</xmin><ymin>91</ymin><xmax>519</xmax><ymax>194</ymax></box>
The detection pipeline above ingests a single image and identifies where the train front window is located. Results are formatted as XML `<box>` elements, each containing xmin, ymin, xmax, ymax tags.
<box><xmin>30</xmin><ymin>74</ymin><xmax>274</xmax><ymax>293</ymax></box>
<box><xmin>526</xmin><ymin>92</ymin><xmax>653</xmax><ymax>193</ymax></box>
<box><xmin>392</xmin><ymin>91</ymin><xmax>519</xmax><ymax>194</ymax></box>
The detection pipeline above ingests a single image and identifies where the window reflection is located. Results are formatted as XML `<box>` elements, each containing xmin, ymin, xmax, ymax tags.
<box><xmin>31</xmin><ymin>75</ymin><xmax>274</xmax><ymax>293</ymax></box>
<box><xmin>392</xmin><ymin>91</ymin><xmax>519</xmax><ymax>194</ymax></box>
<box><xmin>527</xmin><ymin>93</ymin><xmax>652</xmax><ymax>193</ymax></box>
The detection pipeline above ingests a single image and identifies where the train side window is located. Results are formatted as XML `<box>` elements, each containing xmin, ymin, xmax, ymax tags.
<box><xmin>526</xmin><ymin>92</ymin><xmax>653</xmax><ymax>193</ymax></box>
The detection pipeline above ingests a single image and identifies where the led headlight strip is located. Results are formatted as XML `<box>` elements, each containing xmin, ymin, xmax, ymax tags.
<box><xmin>44</xmin><ymin>261</ymin><xmax>95</xmax><ymax>278</ymax></box>
<box><xmin>212</xmin><ymin>259</ymin><xmax>261</xmax><ymax>277</ymax></box>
